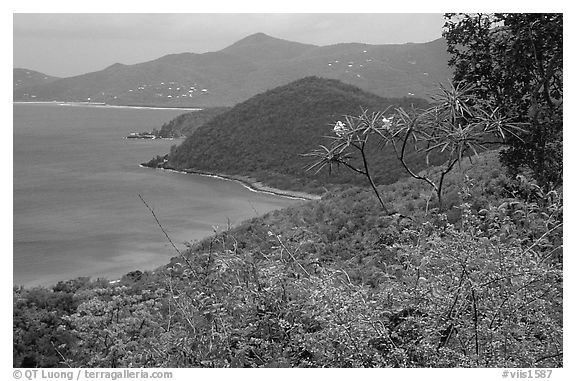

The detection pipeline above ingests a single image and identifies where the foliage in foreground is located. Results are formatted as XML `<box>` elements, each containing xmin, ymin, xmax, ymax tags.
<box><xmin>443</xmin><ymin>13</ymin><xmax>562</xmax><ymax>190</ymax></box>
<box><xmin>305</xmin><ymin>82</ymin><xmax>522</xmax><ymax>210</ymax></box>
<box><xmin>14</xmin><ymin>155</ymin><xmax>562</xmax><ymax>368</ymax></box>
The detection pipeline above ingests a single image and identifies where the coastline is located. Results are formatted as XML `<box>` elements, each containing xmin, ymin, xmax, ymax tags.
<box><xmin>140</xmin><ymin>165</ymin><xmax>321</xmax><ymax>201</ymax></box>
<box><xmin>13</xmin><ymin>101</ymin><xmax>203</xmax><ymax>111</ymax></box>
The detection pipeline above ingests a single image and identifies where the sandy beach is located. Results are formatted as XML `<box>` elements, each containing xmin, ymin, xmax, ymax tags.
<box><xmin>14</xmin><ymin>101</ymin><xmax>202</xmax><ymax>111</ymax></box>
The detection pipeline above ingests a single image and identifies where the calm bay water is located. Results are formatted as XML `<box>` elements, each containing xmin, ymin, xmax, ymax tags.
<box><xmin>13</xmin><ymin>104</ymin><xmax>300</xmax><ymax>287</ymax></box>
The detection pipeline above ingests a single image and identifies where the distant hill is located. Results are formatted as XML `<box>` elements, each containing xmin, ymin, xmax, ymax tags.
<box><xmin>14</xmin><ymin>33</ymin><xmax>451</xmax><ymax>107</ymax></box>
<box><xmin>220</xmin><ymin>32</ymin><xmax>317</xmax><ymax>65</ymax></box>
<box><xmin>13</xmin><ymin>53</ymin><xmax>259</xmax><ymax>107</ymax></box>
<box><xmin>150</xmin><ymin>77</ymin><xmax>434</xmax><ymax>194</ymax></box>
<box><xmin>157</xmin><ymin>107</ymin><xmax>231</xmax><ymax>137</ymax></box>
<box><xmin>13</xmin><ymin>68</ymin><xmax>59</xmax><ymax>93</ymax></box>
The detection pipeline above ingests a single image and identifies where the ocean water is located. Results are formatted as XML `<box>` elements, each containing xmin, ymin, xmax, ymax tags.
<box><xmin>13</xmin><ymin>103</ymin><xmax>300</xmax><ymax>287</ymax></box>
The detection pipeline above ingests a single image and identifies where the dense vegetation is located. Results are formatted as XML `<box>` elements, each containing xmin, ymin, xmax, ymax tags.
<box><xmin>14</xmin><ymin>152</ymin><xmax>563</xmax><ymax>367</ymax></box>
<box><xmin>14</xmin><ymin>13</ymin><xmax>562</xmax><ymax>369</ymax></box>
<box><xmin>153</xmin><ymin>76</ymin><xmax>431</xmax><ymax>194</ymax></box>
<box><xmin>156</xmin><ymin>107</ymin><xmax>230</xmax><ymax>138</ymax></box>
<box><xmin>305</xmin><ymin>81</ymin><xmax>521</xmax><ymax>211</ymax></box>
<box><xmin>443</xmin><ymin>13</ymin><xmax>562</xmax><ymax>190</ymax></box>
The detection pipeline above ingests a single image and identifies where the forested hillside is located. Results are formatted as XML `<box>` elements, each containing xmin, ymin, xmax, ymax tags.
<box><xmin>14</xmin><ymin>152</ymin><xmax>563</xmax><ymax>367</ymax></box>
<box><xmin>153</xmin><ymin>77</ymin><xmax>431</xmax><ymax>194</ymax></box>
<box><xmin>156</xmin><ymin>107</ymin><xmax>230</xmax><ymax>137</ymax></box>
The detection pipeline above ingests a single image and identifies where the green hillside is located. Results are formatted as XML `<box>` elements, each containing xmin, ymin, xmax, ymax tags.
<box><xmin>156</xmin><ymin>77</ymin><xmax>431</xmax><ymax>194</ymax></box>
<box><xmin>13</xmin><ymin>151</ymin><xmax>563</xmax><ymax>368</ymax></box>
<box><xmin>157</xmin><ymin>107</ymin><xmax>230</xmax><ymax>137</ymax></box>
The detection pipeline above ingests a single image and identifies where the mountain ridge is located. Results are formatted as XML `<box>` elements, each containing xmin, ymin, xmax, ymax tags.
<box><xmin>13</xmin><ymin>68</ymin><xmax>59</xmax><ymax>92</ymax></box>
<box><xmin>14</xmin><ymin>33</ymin><xmax>451</xmax><ymax>107</ymax></box>
<box><xmin>221</xmin><ymin>32</ymin><xmax>318</xmax><ymax>65</ymax></box>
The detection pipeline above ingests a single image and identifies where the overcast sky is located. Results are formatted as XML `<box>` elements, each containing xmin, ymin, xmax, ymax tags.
<box><xmin>13</xmin><ymin>13</ymin><xmax>445</xmax><ymax>78</ymax></box>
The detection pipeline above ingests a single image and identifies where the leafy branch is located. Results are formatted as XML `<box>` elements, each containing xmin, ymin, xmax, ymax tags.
<box><xmin>305</xmin><ymin>82</ymin><xmax>525</xmax><ymax>210</ymax></box>
<box><xmin>303</xmin><ymin>109</ymin><xmax>393</xmax><ymax>213</ymax></box>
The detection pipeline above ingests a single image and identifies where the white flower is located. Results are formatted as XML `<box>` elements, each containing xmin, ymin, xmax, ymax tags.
<box><xmin>382</xmin><ymin>116</ymin><xmax>393</xmax><ymax>130</ymax></box>
<box><xmin>333</xmin><ymin>121</ymin><xmax>349</xmax><ymax>137</ymax></box>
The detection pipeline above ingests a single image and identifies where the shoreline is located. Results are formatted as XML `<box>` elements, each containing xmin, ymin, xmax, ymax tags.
<box><xmin>13</xmin><ymin>101</ymin><xmax>203</xmax><ymax>111</ymax></box>
<box><xmin>140</xmin><ymin>165</ymin><xmax>321</xmax><ymax>201</ymax></box>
